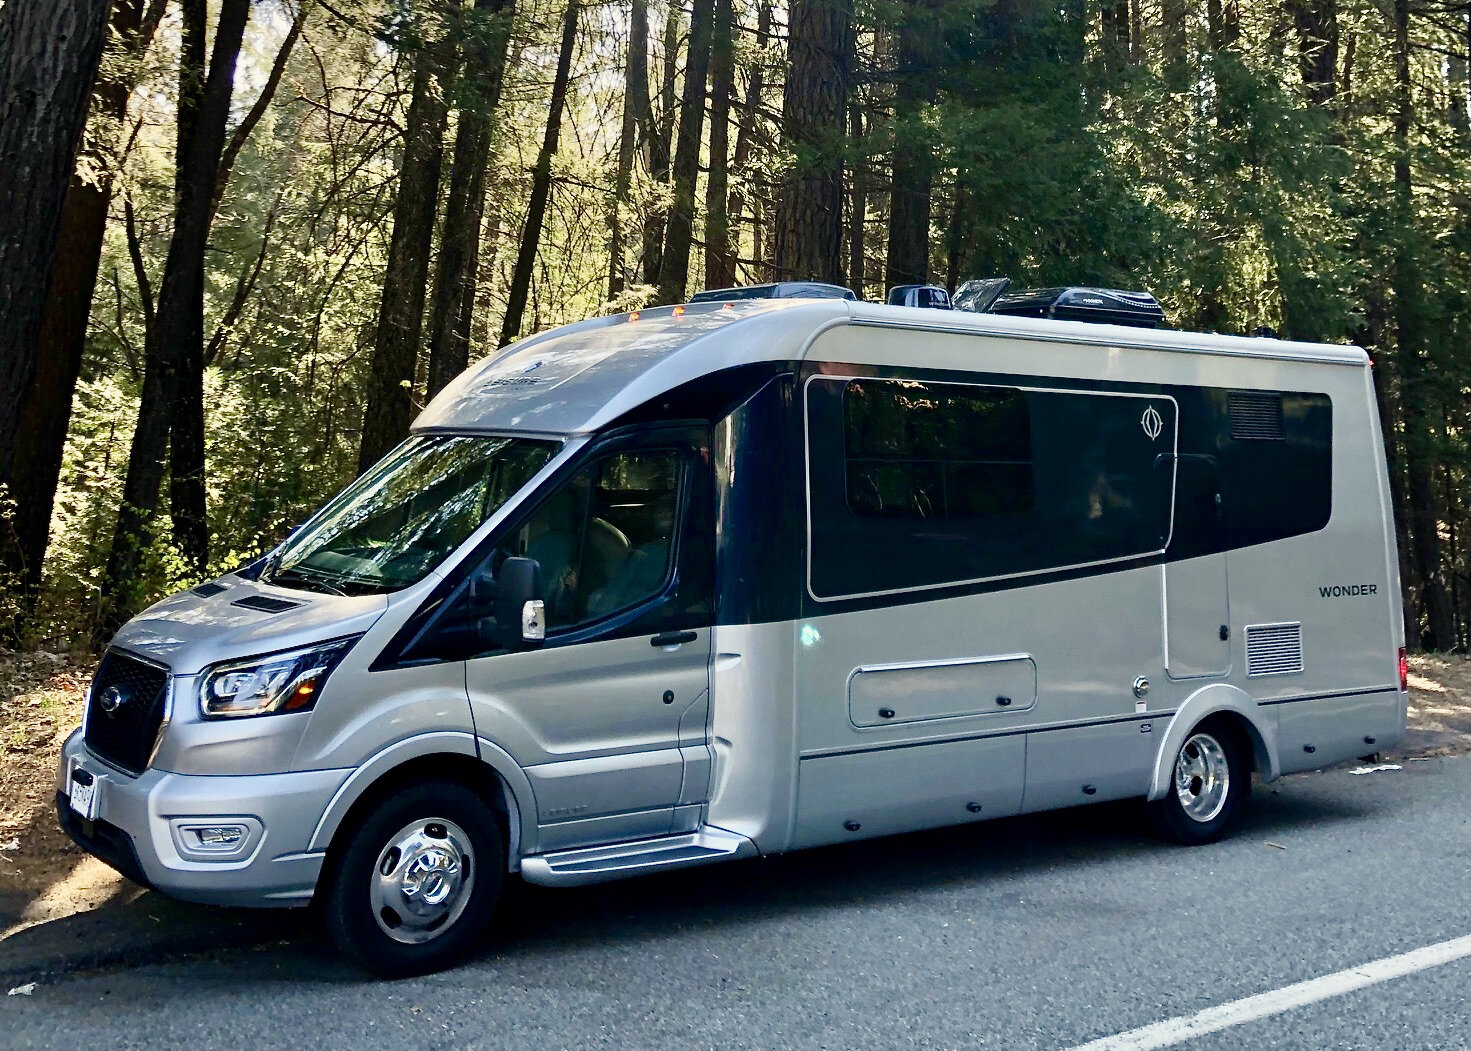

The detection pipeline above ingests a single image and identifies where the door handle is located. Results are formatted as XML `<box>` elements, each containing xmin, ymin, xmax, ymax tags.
<box><xmin>650</xmin><ymin>630</ymin><xmax>698</xmax><ymax>648</ymax></box>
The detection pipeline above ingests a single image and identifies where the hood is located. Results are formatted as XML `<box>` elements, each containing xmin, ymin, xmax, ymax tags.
<box><xmin>110</xmin><ymin>574</ymin><xmax>390</xmax><ymax>676</ymax></box>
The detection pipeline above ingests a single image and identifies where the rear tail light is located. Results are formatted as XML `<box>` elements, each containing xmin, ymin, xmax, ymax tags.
<box><xmin>1399</xmin><ymin>647</ymin><xmax>1409</xmax><ymax>692</ymax></box>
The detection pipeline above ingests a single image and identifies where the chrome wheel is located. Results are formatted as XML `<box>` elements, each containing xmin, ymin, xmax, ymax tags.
<box><xmin>1173</xmin><ymin>732</ymin><xmax>1231</xmax><ymax>824</ymax></box>
<box><xmin>369</xmin><ymin>817</ymin><xmax>475</xmax><ymax>945</ymax></box>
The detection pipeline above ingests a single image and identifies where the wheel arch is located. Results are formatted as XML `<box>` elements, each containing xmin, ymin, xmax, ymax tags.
<box><xmin>308</xmin><ymin>732</ymin><xmax>534</xmax><ymax>870</ymax></box>
<box><xmin>1146</xmin><ymin>683</ymin><xmax>1279</xmax><ymax>801</ymax></box>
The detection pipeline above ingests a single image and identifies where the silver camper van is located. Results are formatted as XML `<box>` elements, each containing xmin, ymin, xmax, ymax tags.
<box><xmin>59</xmin><ymin>291</ymin><xmax>1408</xmax><ymax>976</ymax></box>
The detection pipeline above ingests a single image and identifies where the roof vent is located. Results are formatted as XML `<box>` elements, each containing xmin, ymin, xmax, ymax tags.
<box><xmin>688</xmin><ymin>282</ymin><xmax>856</xmax><ymax>304</ymax></box>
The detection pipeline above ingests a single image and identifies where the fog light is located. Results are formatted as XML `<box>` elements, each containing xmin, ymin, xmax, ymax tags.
<box><xmin>191</xmin><ymin>825</ymin><xmax>246</xmax><ymax>849</ymax></box>
<box><xmin>170</xmin><ymin>817</ymin><xmax>260</xmax><ymax>860</ymax></box>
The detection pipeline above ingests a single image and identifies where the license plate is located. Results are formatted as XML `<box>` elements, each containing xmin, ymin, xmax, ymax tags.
<box><xmin>68</xmin><ymin>765</ymin><xmax>99</xmax><ymax>820</ymax></box>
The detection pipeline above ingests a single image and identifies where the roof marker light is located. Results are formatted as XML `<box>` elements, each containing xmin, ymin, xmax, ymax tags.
<box><xmin>673</xmin><ymin>305</ymin><xmax>686</xmax><ymax>317</ymax></box>
<box><xmin>628</xmin><ymin>310</ymin><xmax>641</xmax><ymax>322</ymax></box>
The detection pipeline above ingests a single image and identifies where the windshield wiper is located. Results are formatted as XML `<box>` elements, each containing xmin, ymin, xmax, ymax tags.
<box><xmin>271</xmin><ymin>565</ymin><xmax>349</xmax><ymax>596</ymax></box>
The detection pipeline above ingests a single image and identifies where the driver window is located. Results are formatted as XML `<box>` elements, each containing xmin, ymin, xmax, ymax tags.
<box><xmin>506</xmin><ymin>450</ymin><xmax>682</xmax><ymax>630</ymax></box>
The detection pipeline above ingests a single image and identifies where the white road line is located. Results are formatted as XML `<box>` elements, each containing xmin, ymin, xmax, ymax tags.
<box><xmin>1064</xmin><ymin>934</ymin><xmax>1471</xmax><ymax>1051</ymax></box>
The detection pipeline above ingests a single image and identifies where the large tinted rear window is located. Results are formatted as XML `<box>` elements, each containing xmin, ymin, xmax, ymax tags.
<box><xmin>808</xmin><ymin>376</ymin><xmax>1176</xmax><ymax>598</ymax></box>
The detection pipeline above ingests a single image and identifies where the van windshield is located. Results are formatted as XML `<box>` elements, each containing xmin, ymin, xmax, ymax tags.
<box><xmin>262</xmin><ymin>435</ymin><xmax>557</xmax><ymax>595</ymax></box>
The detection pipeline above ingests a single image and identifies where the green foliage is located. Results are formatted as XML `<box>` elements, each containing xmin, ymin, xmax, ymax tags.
<box><xmin>9</xmin><ymin>0</ymin><xmax>1466</xmax><ymax>649</ymax></box>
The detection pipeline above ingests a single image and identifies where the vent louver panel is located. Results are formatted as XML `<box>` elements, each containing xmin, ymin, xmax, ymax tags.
<box><xmin>1246</xmin><ymin>622</ymin><xmax>1303</xmax><ymax>676</ymax></box>
<box><xmin>192</xmin><ymin>582</ymin><xmax>228</xmax><ymax>597</ymax></box>
<box><xmin>231</xmin><ymin>594</ymin><xmax>302</xmax><ymax>613</ymax></box>
<box><xmin>1228</xmin><ymin>391</ymin><xmax>1285</xmax><ymax>440</ymax></box>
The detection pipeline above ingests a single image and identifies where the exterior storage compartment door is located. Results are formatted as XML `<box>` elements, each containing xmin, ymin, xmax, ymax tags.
<box><xmin>848</xmin><ymin>654</ymin><xmax>1037</xmax><ymax>727</ymax></box>
<box><xmin>1165</xmin><ymin>456</ymin><xmax>1230</xmax><ymax>679</ymax></box>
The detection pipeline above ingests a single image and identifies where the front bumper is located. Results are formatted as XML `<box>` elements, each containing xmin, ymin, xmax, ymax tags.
<box><xmin>57</xmin><ymin>730</ymin><xmax>351</xmax><ymax>908</ymax></box>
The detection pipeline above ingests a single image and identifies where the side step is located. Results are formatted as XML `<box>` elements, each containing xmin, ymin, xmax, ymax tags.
<box><xmin>519</xmin><ymin>826</ymin><xmax>758</xmax><ymax>887</ymax></box>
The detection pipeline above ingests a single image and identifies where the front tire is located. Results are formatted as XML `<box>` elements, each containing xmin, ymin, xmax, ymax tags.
<box><xmin>323</xmin><ymin>780</ymin><xmax>504</xmax><ymax>978</ymax></box>
<box><xmin>1148</xmin><ymin>719</ymin><xmax>1249</xmax><ymax>845</ymax></box>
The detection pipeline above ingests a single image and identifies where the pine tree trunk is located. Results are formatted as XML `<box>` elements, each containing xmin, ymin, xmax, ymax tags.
<box><xmin>1207</xmin><ymin>0</ymin><xmax>1241</xmax><ymax>128</ymax></box>
<box><xmin>168</xmin><ymin>0</ymin><xmax>246</xmax><ymax>574</ymax></box>
<box><xmin>703</xmin><ymin>0</ymin><xmax>736</xmax><ymax>290</ymax></box>
<box><xmin>358</xmin><ymin>45</ymin><xmax>452</xmax><ymax>473</ymax></box>
<box><xmin>1160</xmin><ymin>0</ymin><xmax>1186</xmax><ymax>70</ymax></box>
<box><xmin>1101</xmin><ymin>0</ymin><xmax>1130</xmax><ymax>71</ymax></box>
<box><xmin>773</xmin><ymin>0</ymin><xmax>853</xmax><ymax>284</ymax></box>
<box><xmin>1390</xmin><ymin>0</ymin><xmax>1456</xmax><ymax>650</ymax></box>
<box><xmin>641</xmin><ymin>9</ymin><xmax>681</xmax><ymax>284</ymax></box>
<box><xmin>0</xmin><ymin>0</ymin><xmax>110</xmax><ymax>492</ymax></box>
<box><xmin>728</xmin><ymin>0</ymin><xmax>772</xmax><ymax>282</ymax></box>
<box><xmin>100</xmin><ymin>0</ymin><xmax>251</xmax><ymax>634</ymax></box>
<box><xmin>1287</xmin><ymin>0</ymin><xmax>1338</xmax><ymax>107</ymax></box>
<box><xmin>169</xmin><ymin>0</ymin><xmax>255</xmax><ymax>573</ymax></box>
<box><xmin>500</xmin><ymin>0</ymin><xmax>580</xmax><ymax>346</ymax></box>
<box><xmin>884</xmin><ymin>7</ymin><xmax>935</xmax><ymax>290</ymax></box>
<box><xmin>608</xmin><ymin>0</ymin><xmax>650</xmax><ymax>299</ymax></box>
<box><xmin>655</xmin><ymin>0</ymin><xmax>717</xmax><ymax>304</ymax></box>
<box><xmin>847</xmin><ymin>104</ymin><xmax>866</xmax><ymax>297</ymax></box>
<box><xmin>426</xmin><ymin>0</ymin><xmax>516</xmax><ymax>399</ymax></box>
<box><xmin>4</xmin><ymin>0</ymin><xmax>161</xmax><ymax>600</ymax></box>
<box><xmin>944</xmin><ymin>175</ymin><xmax>966</xmax><ymax>294</ymax></box>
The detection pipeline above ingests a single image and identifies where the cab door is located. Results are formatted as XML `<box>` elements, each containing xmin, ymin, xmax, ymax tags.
<box><xmin>460</xmin><ymin>428</ymin><xmax>715</xmax><ymax>852</ymax></box>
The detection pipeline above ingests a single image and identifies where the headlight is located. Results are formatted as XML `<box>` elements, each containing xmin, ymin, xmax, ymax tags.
<box><xmin>199</xmin><ymin>637</ymin><xmax>359</xmax><ymax>719</ymax></box>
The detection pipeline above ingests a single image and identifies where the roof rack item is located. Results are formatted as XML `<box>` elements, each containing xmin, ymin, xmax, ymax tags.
<box><xmin>987</xmin><ymin>286</ymin><xmax>1166</xmax><ymax>329</ymax></box>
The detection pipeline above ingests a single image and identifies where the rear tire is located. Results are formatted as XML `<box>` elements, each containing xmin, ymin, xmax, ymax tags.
<box><xmin>323</xmin><ymin>780</ymin><xmax>503</xmax><ymax>978</ymax></box>
<box><xmin>1148</xmin><ymin>719</ymin><xmax>1249</xmax><ymax>845</ymax></box>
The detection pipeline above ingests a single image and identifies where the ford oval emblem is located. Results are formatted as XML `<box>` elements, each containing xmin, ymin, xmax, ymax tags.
<box><xmin>99</xmin><ymin>685</ymin><xmax>128</xmax><ymax>714</ymax></box>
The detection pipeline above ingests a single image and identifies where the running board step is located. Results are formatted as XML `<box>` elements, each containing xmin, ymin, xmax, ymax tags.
<box><xmin>519</xmin><ymin>826</ymin><xmax>758</xmax><ymax>887</ymax></box>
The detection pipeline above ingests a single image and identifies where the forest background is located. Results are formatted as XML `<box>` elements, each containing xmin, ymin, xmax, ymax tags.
<box><xmin>0</xmin><ymin>0</ymin><xmax>1467</xmax><ymax>653</ymax></box>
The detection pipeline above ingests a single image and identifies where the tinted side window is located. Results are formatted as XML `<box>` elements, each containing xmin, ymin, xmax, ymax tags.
<box><xmin>512</xmin><ymin>451</ymin><xmax>682</xmax><ymax>629</ymax></box>
<box><xmin>1223</xmin><ymin>391</ymin><xmax>1332</xmax><ymax>546</ymax></box>
<box><xmin>844</xmin><ymin>381</ymin><xmax>1034</xmax><ymax>520</ymax></box>
<box><xmin>809</xmin><ymin>377</ymin><xmax>1175</xmax><ymax>599</ymax></box>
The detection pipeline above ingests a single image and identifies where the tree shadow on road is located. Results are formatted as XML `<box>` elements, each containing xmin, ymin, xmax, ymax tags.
<box><xmin>479</xmin><ymin>783</ymin><xmax>1373</xmax><ymax>963</ymax></box>
<box><xmin>0</xmin><ymin>774</ymin><xmax>1379</xmax><ymax>987</ymax></box>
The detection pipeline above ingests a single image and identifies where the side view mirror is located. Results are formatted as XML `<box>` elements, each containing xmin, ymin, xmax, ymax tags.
<box><xmin>494</xmin><ymin>556</ymin><xmax>545</xmax><ymax>650</ymax></box>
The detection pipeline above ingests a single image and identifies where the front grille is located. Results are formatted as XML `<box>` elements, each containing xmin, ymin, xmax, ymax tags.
<box><xmin>83</xmin><ymin>651</ymin><xmax>170</xmax><ymax>775</ymax></box>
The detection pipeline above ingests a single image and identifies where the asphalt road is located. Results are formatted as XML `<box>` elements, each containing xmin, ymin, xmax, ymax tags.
<box><xmin>2</xmin><ymin>756</ymin><xmax>1467</xmax><ymax>1050</ymax></box>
